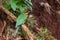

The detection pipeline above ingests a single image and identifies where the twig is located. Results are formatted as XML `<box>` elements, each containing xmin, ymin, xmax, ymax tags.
<box><xmin>0</xmin><ymin>20</ymin><xmax>6</xmax><ymax>36</ymax></box>
<box><xmin>0</xmin><ymin>6</ymin><xmax>17</xmax><ymax>22</ymax></box>
<box><xmin>22</xmin><ymin>24</ymin><xmax>35</xmax><ymax>40</ymax></box>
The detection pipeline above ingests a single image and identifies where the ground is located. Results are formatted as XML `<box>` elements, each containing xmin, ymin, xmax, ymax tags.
<box><xmin>0</xmin><ymin>0</ymin><xmax>60</xmax><ymax>40</ymax></box>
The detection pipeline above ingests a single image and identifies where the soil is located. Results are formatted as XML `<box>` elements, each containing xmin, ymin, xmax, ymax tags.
<box><xmin>0</xmin><ymin>0</ymin><xmax>60</xmax><ymax>40</ymax></box>
<box><xmin>32</xmin><ymin>0</ymin><xmax>60</xmax><ymax>40</ymax></box>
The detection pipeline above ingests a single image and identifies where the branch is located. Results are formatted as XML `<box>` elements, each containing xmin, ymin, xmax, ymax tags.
<box><xmin>0</xmin><ymin>6</ymin><xmax>17</xmax><ymax>22</ymax></box>
<box><xmin>0</xmin><ymin>6</ymin><xmax>36</xmax><ymax>40</ymax></box>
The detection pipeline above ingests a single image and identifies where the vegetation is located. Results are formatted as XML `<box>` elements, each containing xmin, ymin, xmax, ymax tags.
<box><xmin>0</xmin><ymin>0</ymin><xmax>58</xmax><ymax>40</ymax></box>
<box><xmin>4</xmin><ymin>0</ymin><xmax>32</xmax><ymax>37</ymax></box>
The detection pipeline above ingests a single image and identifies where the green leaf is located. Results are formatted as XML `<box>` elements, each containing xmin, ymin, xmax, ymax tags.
<box><xmin>10</xmin><ymin>0</ymin><xmax>17</xmax><ymax>11</ymax></box>
<box><xmin>17</xmin><ymin>1</ymin><xmax>27</xmax><ymax>13</ymax></box>
<box><xmin>18</xmin><ymin>6</ymin><xmax>25</xmax><ymax>13</ymax></box>
<box><xmin>4</xmin><ymin>4</ymin><xmax>10</xmax><ymax>10</ymax></box>
<box><xmin>15</xmin><ymin>13</ymin><xmax>26</xmax><ymax>28</ymax></box>
<box><xmin>17</xmin><ymin>0</ymin><xmax>26</xmax><ymax>6</ymax></box>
